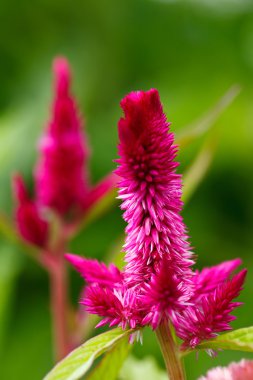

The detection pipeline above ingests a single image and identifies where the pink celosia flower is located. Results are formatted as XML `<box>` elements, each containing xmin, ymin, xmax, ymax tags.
<box><xmin>35</xmin><ymin>57</ymin><xmax>116</xmax><ymax>219</ymax></box>
<box><xmin>67</xmin><ymin>89</ymin><xmax>195</xmax><ymax>329</ymax></box>
<box><xmin>116</xmin><ymin>89</ymin><xmax>194</xmax><ymax>288</ymax></box>
<box><xmin>35</xmin><ymin>57</ymin><xmax>89</xmax><ymax>217</ymax></box>
<box><xmin>193</xmin><ymin>258</ymin><xmax>242</xmax><ymax>300</ymax></box>
<box><xmin>13</xmin><ymin>174</ymin><xmax>48</xmax><ymax>248</ymax></box>
<box><xmin>199</xmin><ymin>359</ymin><xmax>253</xmax><ymax>380</ymax></box>
<box><xmin>174</xmin><ymin>269</ymin><xmax>247</xmax><ymax>349</ymax></box>
<box><xmin>66</xmin><ymin>89</ymin><xmax>246</xmax><ymax>346</ymax></box>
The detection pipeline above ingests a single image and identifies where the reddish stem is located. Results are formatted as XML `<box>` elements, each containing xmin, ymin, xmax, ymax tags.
<box><xmin>49</xmin><ymin>253</ymin><xmax>70</xmax><ymax>361</ymax></box>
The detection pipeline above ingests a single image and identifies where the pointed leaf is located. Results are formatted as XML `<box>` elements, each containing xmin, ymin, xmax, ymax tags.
<box><xmin>182</xmin><ymin>134</ymin><xmax>217</xmax><ymax>204</ymax></box>
<box><xmin>176</xmin><ymin>85</ymin><xmax>241</xmax><ymax>148</ymax></box>
<box><xmin>44</xmin><ymin>328</ymin><xmax>132</xmax><ymax>380</ymax></box>
<box><xmin>80</xmin><ymin>186</ymin><xmax>117</xmax><ymax>230</ymax></box>
<box><xmin>87</xmin><ymin>337</ymin><xmax>131</xmax><ymax>380</ymax></box>
<box><xmin>196</xmin><ymin>327</ymin><xmax>253</xmax><ymax>353</ymax></box>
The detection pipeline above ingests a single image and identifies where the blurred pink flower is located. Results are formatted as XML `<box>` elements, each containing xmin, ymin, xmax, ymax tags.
<box><xmin>199</xmin><ymin>359</ymin><xmax>253</xmax><ymax>380</ymax></box>
<box><xmin>35</xmin><ymin>57</ymin><xmax>116</xmax><ymax>219</ymax></box>
<box><xmin>35</xmin><ymin>57</ymin><xmax>89</xmax><ymax>217</ymax></box>
<box><xmin>13</xmin><ymin>57</ymin><xmax>116</xmax><ymax>249</ymax></box>
<box><xmin>13</xmin><ymin>174</ymin><xmax>48</xmax><ymax>248</ymax></box>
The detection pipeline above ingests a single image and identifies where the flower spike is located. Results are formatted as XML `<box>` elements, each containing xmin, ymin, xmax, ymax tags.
<box><xmin>35</xmin><ymin>57</ymin><xmax>89</xmax><ymax>217</ymax></box>
<box><xmin>13</xmin><ymin>174</ymin><xmax>48</xmax><ymax>248</ymax></box>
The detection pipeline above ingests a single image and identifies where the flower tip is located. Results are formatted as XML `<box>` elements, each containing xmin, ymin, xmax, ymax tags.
<box><xmin>65</xmin><ymin>253</ymin><xmax>84</xmax><ymax>269</ymax></box>
<box><xmin>53</xmin><ymin>56</ymin><xmax>71</xmax><ymax>96</ymax></box>
<box><xmin>118</xmin><ymin>88</ymin><xmax>163</xmax><ymax>145</ymax></box>
<box><xmin>120</xmin><ymin>88</ymin><xmax>160</xmax><ymax>114</ymax></box>
<box><xmin>238</xmin><ymin>268</ymin><xmax>247</xmax><ymax>284</ymax></box>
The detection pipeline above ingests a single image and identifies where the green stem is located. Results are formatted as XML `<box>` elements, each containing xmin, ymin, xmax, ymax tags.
<box><xmin>156</xmin><ymin>321</ymin><xmax>185</xmax><ymax>380</ymax></box>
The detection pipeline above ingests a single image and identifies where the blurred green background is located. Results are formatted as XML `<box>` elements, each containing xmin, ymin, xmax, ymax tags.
<box><xmin>0</xmin><ymin>0</ymin><xmax>253</xmax><ymax>378</ymax></box>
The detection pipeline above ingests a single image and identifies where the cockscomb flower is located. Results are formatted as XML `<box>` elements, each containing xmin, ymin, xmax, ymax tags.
<box><xmin>35</xmin><ymin>57</ymin><xmax>116</xmax><ymax>219</ymax></box>
<box><xmin>13</xmin><ymin>174</ymin><xmax>48</xmax><ymax>248</ymax></box>
<box><xmin>12</xmin><ymin>57</ymin><xmax>116</xmax><ymax>253</ymax></box>
<box><xmin>193</xmin><ymin>258</ymin><xmax>242</xmax><ymax>300</ymax></box>
<box><xmin>199</xmin><ymin>359</ymin><xmax>253</xmax><ymax>380</ymax></box>
<box><xmin>67</xmin><ymin>89</ymin><xmax>195</xmax><ymax>330</ymax></box>
<box><xmin>35</xmin><ymin>57</ymin><xmax>89</xmax><ymax>217</ymax></box>
<box><xmin>66</xmin><ymin>89</ymin><xmax>246</xmax><ymax>348</ymax></box>
<box><xmin>116</xmin><ymin>89</ymin><xmax>194</xmax><ymax>289</ymax></box>
<box><xmin>174</xmin><ymin>269</ymin><xmax>247</xmax><ymax>349</ymax></box>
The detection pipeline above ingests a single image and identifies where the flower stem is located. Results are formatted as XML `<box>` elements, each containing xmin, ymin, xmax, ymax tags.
<box><xmin>49</xmin><ymin>255</ymin><xmax>70</xmax><ymax>361</ymax></box>
<box><xmin>156</xmin><ymin>321</ymin><xmax>185</xmax><ymax>380</ymax></box>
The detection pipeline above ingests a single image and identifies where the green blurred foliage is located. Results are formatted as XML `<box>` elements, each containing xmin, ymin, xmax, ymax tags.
<box><xmin>0</xmin><ymin>0</ymin><xmax>253</xmax><ymax>379</ymax></box>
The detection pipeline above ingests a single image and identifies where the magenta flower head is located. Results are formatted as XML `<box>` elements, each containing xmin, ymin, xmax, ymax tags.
<box><xmin>199</xmin><ymin>359</ymin><xmax>253</xmax><ymax>380</ymax></box>
<box><xmin>35</xmin><ymin>57</ymin><xmax>89</xmax><ymax>217</ymax></box>
<box><xmin>13</xmin><ymin>174</ymin><xmax>48</xmax><ymax>248</ymax></box>
<box><xmin>66</xmin><ymin>89</ymin><xmax>246</xmax><ymax>348</ymax></box>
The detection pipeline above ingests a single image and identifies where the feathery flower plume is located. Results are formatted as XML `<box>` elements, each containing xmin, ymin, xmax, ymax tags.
<box><xmin>116</xmin><ymin>89</ymin><xmax>194</xmax><ymax>288</ymax></box>
<box><xmin>66</xmin><ymin>89</ymin><xmax>246</xmax><ymax>345</ymax></box>
<box><xmin>13</xmin><ymin>174</ymin><xmax>48</xmax><ymax>248</ymax></box>
<box><xmin>199</xmin><ymin>359</ymin><xmax>253</xmax><ymax>380</ymax></box>
<box><xmin>35</xmin><ymin>57</ymin><xmax>116</xmax><ymax>221</ymax></box>
<box><xmin>35</xmin><ymin>57</ymin><xmax>89</xmax><ymax>217</ymax></box>
<box><xmin>193</xmin><ymin>258</ymin><xmax>242</xmax><ymax>300</ymax></box>
<box><xmin>174</xmin><ymin>269</ymin><xmax>247</xmax><ymax>349</ymax></box>
<box><xmin>67</xmin><ymin>89</ymin><xmax>195</xmax><ymax>330</ymax></box>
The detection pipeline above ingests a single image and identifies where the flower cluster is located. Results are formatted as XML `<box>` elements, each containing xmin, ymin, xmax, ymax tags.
<box><xmin>13</xmin><ymin>57</ymin><xmax>115</xmax><ymax>248</ymax></box>
<box><xmin>66</xmin><ymin>89</ymin><xmax>246</xmax><ymax>349</ymax></box>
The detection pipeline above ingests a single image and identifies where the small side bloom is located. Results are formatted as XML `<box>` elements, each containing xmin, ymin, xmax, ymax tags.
<box><xmin>193</xmin><ymin>258</ymin><xmax>242</xmax><ymax>300</ymax></box>
<box><xmin>12</xmin><ymin>174</ymin><xmax>48</xmax><ymax>248</ymax></box>
<box><xmin>174</xmin><ymin>269</ymin><xmax>247</xmax><ymax>349</ymax></box>
<box><xmin>83</xmin><ymin>284</ymin><xmax>142</xmax><ymax>329</ymax></box>
<box><xmin>65</xmin><ymin>253</ymin><xmax>123</xmax><ymax>288</ymax></box>
<box><xmin>199</xmin><ymin>359</ymin><xmax>253</xmax><ymax>380</ymax></box>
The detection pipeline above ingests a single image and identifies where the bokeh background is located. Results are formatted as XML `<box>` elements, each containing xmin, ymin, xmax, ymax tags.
<box><xmin>0</xmin><ymin>0</ymin><xmax>253</xmax><ymax>379</ymax></box>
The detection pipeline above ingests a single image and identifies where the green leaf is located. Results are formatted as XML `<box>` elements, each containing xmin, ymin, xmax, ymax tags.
<box><xmin>80</xmin><ymin>186</ymin><xmax>117</xmax><ymax>231</ymax></box>
<box><xmin>176</xmin><ymin>85</ymin><xmax>241</xmax><ymax>148</ymax></box>
<box><xmin>196</xmin><ymin>327</ymin><xmax>253</xmax><ymax>353</ymax></box>
<box><xmin>119</xmin><ymin>356</ymin><xmax>167</xmax><ymax>380</ymax></box>
<box><xmin>0</xmin><ymin>212</ymin><xmax>39</xmax><ymax>262</ymax></box>
<box><xmin>44</xmin><ymin>328</ymin><xmax>132</xmax><ymax>380</ymax></box>
<box><xmin>182</xmin><ymin>134</ymin><xmax>217</xmax><ymax>204</ymax></box>
<box><xmin>87</xmin><ymin>337</ymin><xmax>131</xmax><ymax>380</ymax></box>
<box><xmin>0</xmin><ymin>245</ymin><xmax>22</xmax><ymax>356</ymax></box>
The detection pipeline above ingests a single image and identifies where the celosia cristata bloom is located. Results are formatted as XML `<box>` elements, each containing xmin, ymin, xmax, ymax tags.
<box><xmin>13</xmin><ymin>57</ymin><xmax>116</xmax><ymax>247</ymax></box>
<box><xmin>66</xmin><ymin>89</ymin><xmax>246</xmax><ymax>348</ymax></box>
<box><xmin>199</xmin><ymin>359</ymin><xmax>253</xmax><ymax>380</ymax></box>
<box><xmin>13</xmin><ymin>174</ymin><xmax>48</xmax><ymax>248</ymax></box>
<box><xmin>35</xmin><ymin>57</ymin><xmax>89</xmax><ymax>217</ymax></box>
